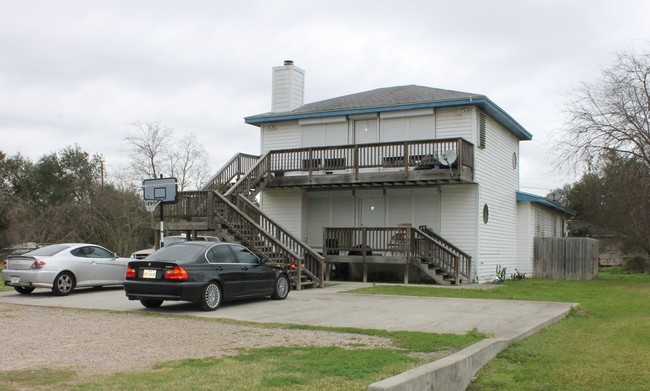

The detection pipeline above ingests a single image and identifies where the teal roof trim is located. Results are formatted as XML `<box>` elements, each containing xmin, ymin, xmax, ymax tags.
<box><xmin>245</xmin><ymin>96</ymin><xmax>532</xmax><ymax>141</ymax></box>
<box><xmin>516</xmin><ymin>191</ymin><xmax>576</xmax><ymax>217</ymax></box>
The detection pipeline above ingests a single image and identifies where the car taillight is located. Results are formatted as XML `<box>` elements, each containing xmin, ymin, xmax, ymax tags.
<box><xmin>125</xmin><ymin>266</ymin><xmax>136</xmax><ymax>279</ymax></box>
<box><xmin>164</xmin><ymin>266</ymin><xmax>188</xmax><ymax>280</ymax></box>
<box><xmin>2</xmin><ymin>259</ymin><xmax>6</xmax><ymax>267</ymax></box>
<box><xmin>290</xmin><ymin>261</ymin><xmax>305</xmax><ymax>269</ymax></box>
<box><xmin>32</xmin><ymin>260</ymin><xmax>46</xmax><ymax>269</ymax></box>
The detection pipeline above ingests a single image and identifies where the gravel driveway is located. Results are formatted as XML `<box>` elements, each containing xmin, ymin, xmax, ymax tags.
<box><xmin>0</xmin><ymin>303</ymin><xmax>392</xmax><ymax>379</ymax></box>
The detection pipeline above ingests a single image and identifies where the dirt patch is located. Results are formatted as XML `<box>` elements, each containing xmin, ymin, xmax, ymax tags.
<box><xmin>0</xmin><ymin>303</ymin><xmax>393</xmax><ymax>378</ymax></box>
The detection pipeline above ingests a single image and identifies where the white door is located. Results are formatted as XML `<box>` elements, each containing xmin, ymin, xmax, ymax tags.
<box><xmin>360</xmin><ymin>198</ymin><xmax>385</xmax><ymax>227</ymax></box>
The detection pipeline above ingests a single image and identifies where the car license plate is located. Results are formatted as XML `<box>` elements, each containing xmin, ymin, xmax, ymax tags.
<box><xmin>11</xmin><ymin>277</ymin><xmax>20</xmax><ymax>284</ymax></box>
<box><xmin>142</xmin><ymin>269</ymin><xmax>157</xmax><ymax>279</ymax></box>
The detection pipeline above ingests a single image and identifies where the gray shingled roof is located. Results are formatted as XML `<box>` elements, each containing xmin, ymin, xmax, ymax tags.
<box><xmin>292</xmin><ymin>85</ymin><xmax>481</xmax><ymax>114</ymax></box>
<box><xmin>245</xmin><ymin>84</ymin><xmax>532</xmax><ymax>140</ymax></box>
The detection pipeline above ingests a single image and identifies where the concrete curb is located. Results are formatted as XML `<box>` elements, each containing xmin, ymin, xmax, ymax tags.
<box><xmin>368</xmin><ymin>304</ymin><xmax>575</xmax><ymax>391</ymax></box>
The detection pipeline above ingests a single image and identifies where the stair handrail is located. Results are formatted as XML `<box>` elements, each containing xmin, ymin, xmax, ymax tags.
<box><xmin>223</xmin><ymin>152</ymin><xmax>271</xmax><ymax>199</ymax></box>
<box><xmin>201</xmin><ymin>152</ymin><xmax>260</xmax><ymax>193</ymax></box>
<box><xmin>212</xmin><ymin>190</ymin><xmax>323</xmax><ymax>288</ymax></box>
<box><xmin>235</xmin><ymin>193</ymin><xmax>325</xmax><ymax>276</ymax></box>
<box><xmin>417</xmin><ymin>226</ymin><xmax>472</xmax><ymax>260</ymax></box>
<box><xmin>412</xmin><ymin>227</ymin><xmax>471</xmax><ymax>283</ymax></box>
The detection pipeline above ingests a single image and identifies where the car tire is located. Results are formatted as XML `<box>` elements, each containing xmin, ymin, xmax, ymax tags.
<box><xmin>140</xmin><ymin>299</ymin><xmax>163</xmax><ymax>308</ymax></box>
<box><xmin>198</xmin><ymin>282</ymin><xmax>222</xmax><ymax>311</ymax></box>
<box><xmin>14</xmin><ymin>286</ymin><xmax>35</xmax><ymax>294</ymax></box>
<box><xmin>271</xmin><ymin>274</ymin><xmax>290</xmax><ymax>300</ymax></box>
<box><xmin>52</xmin><ymin>272</ymin><xmax>75</xmax><ymax>296</ymax></box>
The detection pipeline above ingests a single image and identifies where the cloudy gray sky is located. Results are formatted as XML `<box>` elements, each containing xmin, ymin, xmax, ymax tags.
<box><xmin>1</xmin><ymin>0</ymin><xmax>649</xmax><ymax>195</ymax></box>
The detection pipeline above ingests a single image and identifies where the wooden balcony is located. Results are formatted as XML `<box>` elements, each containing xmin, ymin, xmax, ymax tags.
<box><xmin>263</xmin><ymin>138</ymin><xmax>474</xmax><ymax>189</ymax></box>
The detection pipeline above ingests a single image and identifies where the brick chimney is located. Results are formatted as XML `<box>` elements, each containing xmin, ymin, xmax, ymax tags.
<box><xmin>272</xmin><ymin>60</ymin><xmax>305</xmax><ymax>112</ymax></box>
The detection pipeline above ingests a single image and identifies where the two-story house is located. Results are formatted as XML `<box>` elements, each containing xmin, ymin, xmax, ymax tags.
<box><xmin>165</xmin><ymin>61</ymin><xmax>574</xmax><ymax>286</ymax></box>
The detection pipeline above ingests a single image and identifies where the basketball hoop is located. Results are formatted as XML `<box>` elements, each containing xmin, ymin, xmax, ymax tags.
<box><xmin>144</xmin><ymin>199</ymin><xmax>161</xmax><ymax>213</ymax></box>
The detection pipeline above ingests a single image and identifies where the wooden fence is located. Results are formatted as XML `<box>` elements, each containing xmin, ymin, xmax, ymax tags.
<box><xmin>534</xmin><ymin>237</ymin><xmax>599</xmax><ymax>280</ymax></box>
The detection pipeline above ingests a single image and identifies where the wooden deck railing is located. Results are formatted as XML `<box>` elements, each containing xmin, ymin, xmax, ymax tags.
<box><xmin>266</xmin><ymin>137</ymin><xmax>473</xmax><ymax>178</ymax></box>
<box><xmin>163</xmin><ymin>190</ymin><xmax>214</xmax><ymax>227</ymax></box>
<box><xmin>223</xmin><ymin>138</ymin><xmax>474</xmax><ymax>200</ymax></box>
<box><xmin>323</xmin><ymin>226</ymin><xmax>471</xmax><ymax>284</ymax></box>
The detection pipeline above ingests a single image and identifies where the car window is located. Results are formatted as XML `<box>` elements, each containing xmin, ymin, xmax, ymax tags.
<box><xmin>85</xmin><ymin>246</ymin><xmax>114</xmax><ymax>258</ymax></box>
<box><xmin>206</xmin><ymin>245</ymin><xmax>238</xmax><ymax>264</ymax></box>
<box><xmin>25</xmin><ymin>244</ymin><xmax>70</xmax><ymax>257</ymax></box>
<box><xmin>71</xmin><ymin>247</ymin><xmax>93</xmax><ymax>258</ymax></box>
<box><xmin>231</xmin><ymin>245</ymin><xmax>260</xmax><ymax>264</ymax></box>
<box><xmin>148</xmin><ymin>244</ymin><xmax>204</xmax><ymax>263</ymax></box>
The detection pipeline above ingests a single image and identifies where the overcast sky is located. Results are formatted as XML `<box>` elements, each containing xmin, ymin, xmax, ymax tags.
<box><xmin>1</xmin><ymin>0</ymin><xmax>649</xmax><ymax>195</ymax></box>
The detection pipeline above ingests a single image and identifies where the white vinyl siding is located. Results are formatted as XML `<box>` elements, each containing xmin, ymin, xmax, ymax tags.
<box><xmin>307</xmin><ymin>191</ymin><xmax>354</xmax><ymax>247</ymax></box>
<box><xmin>308</xmin><ymin>197</ymin><xmax>329</xmax><ymax>246</ymax></box>
<box><xmin>259</xmin><ymin>189</ymin><xmax>302</xmax><ymax>237</ymax></box>
<box><xmin>387</xmin><ymin>193</ymin><xmax>411</xmax><ymax>225</ymax></box>
<box><xmin>261</xmin><ymin>122</ymin><xmax>301</xmax><ymax>153</ymax></box>
<box><xmin>475</xmin><ymin>114</ymin><xmax>520</xmax><ymax>282</ymax></box>
<box><xmin>272</xmin><ymin>65</ymin><xmax>304</xmax><ymax>112</ymax></box>
<box><xmin>386</xmin><ymin>188</ymin><xmax>440</xmax><ymax>230</ymax></box>
<box><xmin>413</xmin><ymin>190</ymin><xmax>440</xmax><ymax>232</ymax></box>
<box><xmin>435</xmin><ymin>107</ymin><xmax>474</xmax><ymax>141</ymax></box>
<box><xmin>300</xmin><ymin>118</ymin><xmax>348</xmax><ymax>147</ymax></box>
<box><xmin>534</xmin><ymin>207</ymin><xmax>556</xmax><ymax>237</ymax></box>
<box><xmin>439</xmin><ymin>185</ymin><xmax>478</xmax><ymax>269</ymax></box>
<box><xmin>380</xmin><ymin>109</ymin><xmax>434</xmax><ymax>142</ymax></box>
<box><xmin>517</xmin><ymin>202</ymin><xmax>534</xmax><ymax>276</ymax></box>
<box><xmin>518</xmin><ymin>202</ymin><xmax>569</xmax><ymax>277</ymax></box>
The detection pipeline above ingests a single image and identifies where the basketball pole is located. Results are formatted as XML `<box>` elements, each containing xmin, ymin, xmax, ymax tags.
<box><xmin>159</xmin><ymin>203</ymin><xmax>165</xmax><ymax>248</ymax></box>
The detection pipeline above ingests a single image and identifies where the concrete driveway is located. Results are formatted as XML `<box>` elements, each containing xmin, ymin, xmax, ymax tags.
<box><xmin>0</xmin><ymin>282</ymin><xmax>574</xmax><ymax>340</ymax></box>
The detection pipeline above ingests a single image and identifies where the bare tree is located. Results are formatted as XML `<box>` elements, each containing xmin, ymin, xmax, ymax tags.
<box><xmin>124</xmin><ymin>121</ymin><xmax>211</xmax><ymax>190</ymax></box>
<box><xmin>124</xmin><ymin>121</ymin><xmax>172</xmax><ymax>179</ymax></box>
<box><xmin>556</xmin><ymin>46</ymin><xmax>650</xmax><ymax>255</ymax></box>
<box><xmin>556</xmin><ymin>47</ymin><xmax>650</xmax><ymax>174</ymax></box>
<box><xmin>164</xmin><ymin>133</ymin><xmax>210</xmax><ymax>191</ymax></box>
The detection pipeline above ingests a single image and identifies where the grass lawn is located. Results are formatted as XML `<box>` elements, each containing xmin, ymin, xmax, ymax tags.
<box><xmin>352</xmin><ymin>269</ymin><xmax>650</xmax><ymax>391</ymax></box>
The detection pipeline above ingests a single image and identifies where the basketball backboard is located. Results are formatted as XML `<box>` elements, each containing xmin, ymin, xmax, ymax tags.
<box><xmin>142</xmin><ymin>177</ymin><xmax>178</xmax><ymax>204</ymax></box>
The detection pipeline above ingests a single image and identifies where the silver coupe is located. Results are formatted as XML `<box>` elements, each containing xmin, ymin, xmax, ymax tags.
<box><xmin>2</xmin><ymin>243</ymin><xmax>129</xmax><ymax>296</ymax></box>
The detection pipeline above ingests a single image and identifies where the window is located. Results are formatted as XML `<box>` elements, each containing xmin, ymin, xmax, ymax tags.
<box><xmin>207</xmin><ymin>245</ymin><xmax>237</xmax><ymax>264</ymax></box>
<box><xmin>478</xmin><ymin>112</ymin><xmax>486</xmax><ymax>149</ymax></box>
<box><xmin>483</xmin><ymin>204</ymin><xmax>489</xmax><ymax>224</ymax></box>
<box><xmin>71</xmin><ymin>246</ymin><xmax>113</xmax><ymax>258</ymax></box>
<box><xmin>232</xmin><ymin>246</ymin><xmax>260</xmax><ymax>264</ymax></box>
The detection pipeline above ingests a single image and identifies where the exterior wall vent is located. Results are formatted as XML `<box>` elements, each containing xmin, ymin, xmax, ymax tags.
<box><xmin>478</xmin><ymin>112</ymin><xmax>486</xmax><ymax>149</ymax></box>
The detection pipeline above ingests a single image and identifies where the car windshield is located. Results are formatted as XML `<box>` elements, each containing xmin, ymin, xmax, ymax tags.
<box><xmin>24</xmin><ymin>244</ymin><xmax>71</xmax><ymax>257</ymax></box>
<box><xmin>147</xmin><ymin>244</ymin><xmax>204</xmax><ymax>263</ymax></box>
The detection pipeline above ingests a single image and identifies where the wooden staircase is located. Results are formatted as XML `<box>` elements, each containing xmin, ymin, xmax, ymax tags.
<box><xmin>412</xmin><ymin>226</ymin><xmax>472</xmax><ymax>285</ymax></box>
<box><xmin>164</xmin><ymin>153</ymin><xmax>325</xmax><ymax>289</ymax></box>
